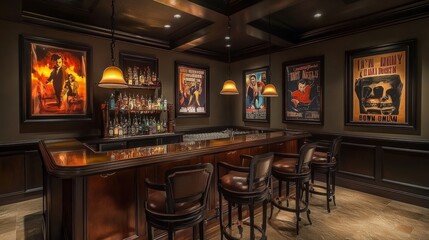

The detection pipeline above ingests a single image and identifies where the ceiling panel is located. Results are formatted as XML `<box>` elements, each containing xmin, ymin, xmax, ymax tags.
<box><xmin>20</xmin><ymin>0</ymin><xmax>429</xmax><ymax>61</ymax></box>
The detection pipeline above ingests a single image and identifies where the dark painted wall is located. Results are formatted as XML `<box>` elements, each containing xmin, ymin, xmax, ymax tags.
<box><xmin>231</xmin><ymin>17</ymin><xmax>429</xmax><ymax>141</ymax></box>
<box><xmin>0</xmin><ymin>19</ymin><xmax>231</xmax><ymax>143</ymax></box>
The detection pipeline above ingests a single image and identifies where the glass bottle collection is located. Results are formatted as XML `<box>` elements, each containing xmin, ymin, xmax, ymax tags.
<box><xmin>106</xmin><ymin>92</ymin><xmax>168</xmax><ymax>138</ymax></box>
<box><xmin>126</xmin><ymin>66</ymin><xmax>160</xmax><ymax>87</ymax></box>
<box><xmin>108</xmin><ymin>92</ymin><xmax>167</xmax><ymax>112</ymax></box>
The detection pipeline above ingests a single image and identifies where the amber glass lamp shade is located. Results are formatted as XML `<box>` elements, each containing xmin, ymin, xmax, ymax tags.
<box><xmin>220</xmin><ymin>80</ymin><xmax>239</xmax><ymax>95</ymax></box>
<box><xmin>98</xmin><ymin>66</ymin><xmax>128</xmax><ymax>89</ymax></box>
<box><xmin>261</xmin><ymin>83</ymin><xmax>278</xmax><ymax>97</ymax></box>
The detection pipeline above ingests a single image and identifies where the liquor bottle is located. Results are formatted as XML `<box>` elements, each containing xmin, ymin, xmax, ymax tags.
<box><xmin>133</xmin><ymin>67</ymin><xmax>139</xmax><ymax>85</ymax></box>
<box><xmin>109</xmin><ymin>93</ymin><xmax>115</xmax><ymax>110</ymax></box>
<box><xmin>129</xmin><ymin>94</ymin><xmax>135</xmax><ymax>111</ymax></box>
<box><xmin>146</xmin><ymin>67</ymin><xmax>152</xmax><ymax>85</ymax></box>
<box><xmin>151</xmin><ymin>117</ymin><xmax>156</xmax><ymax>134</ymax></box>
<box><xmin>130</xmin><ymin>117</ymin><xmax>136</xmax><ymax>136</ymax></box>
<box><xmin>138</xmin><ymin>115</ymin><xmax>143</xmax><ymax>135</ymax></box>
<box><xmin>108</xmin><ymin>121</ymin><xmax>114</xmax><ymax>137</ymax></box>
<box><xmin>122</xmin><ymin>92</ymin><xmax>128</xmax><ymax>111</ymax></box>
<box><xmin>116</xmin><ymin>92</ymin><xmax>122</xmax><ymax>111</ymax></box>
<box><xmin>141</xmin><ymin>95</ymin><xmax>147</xmax><ymax>110</ymax></box>
<box><xmin>148</xmin><ymin>96</ymin><xmax>152</xmax><ymax>110</ymax></box>
<box><xmin>123</xmin><ymin>117</ymin><xmax>128</xmax><ymax>136</ymax></box>
<box><xmin>139</xmin><ymin>70</ymin><xmax>144</xmax><ymax>85</ymax></box>
<box><xmin>118</xmin><ymin>122</ymin><xmax>123</xmax><ymax>137</ymax></box>
<box><xmin>145</xmin><ymin>117</ymin><xmax>150</xmax><ymax>135</ymax></box>
<box><xmin>127</xmin><ymin>67</ymin><xmax>133</xmax><ymax>85</ymax></box>
<box><xmin>163</xmin><ymin>97</ymin><xmax>167</xmax><ymax>111</ymax></box>
<box><xmin>156</xmin><ymin>119</ymin><xmax>161</xmax><ymax>133</ymax></box>
<box><xmin>152</xmin><ymin>72</ymin><xmax>157</xmax><ymax>85</ymax></box>
<box><xmin>135</xmin><ymin>94</ymin><xmax>140</xmax><ymax>111</ymax></box>
<box><xmin>156</xmin><ymin>96</ymin><xmax>162</xmax><ymax>110</ymax></box>
<box><xmin>113</xmin><ymin>118</ymin><xmax>119</xmax><ymax>137</ymax></box>
<box><xmin>134</xmin><ymin>115</ymin><xmax>139</xmax><ymax>135</ymax></box>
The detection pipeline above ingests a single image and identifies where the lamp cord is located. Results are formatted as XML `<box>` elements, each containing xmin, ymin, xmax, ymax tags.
<box><xmin>227</xmin><ymin>15</ymin><xmax>231</xmax><ymax>79</ymax></box>
<box><xmin>268</xmin><ymin>13</ymin><xmax>272</xmax><ymax>79</ymax></box>
<box><xmin>110</xmin><ymin>0</ymin><xmax>116</xmax><ymax>66</ymax></box>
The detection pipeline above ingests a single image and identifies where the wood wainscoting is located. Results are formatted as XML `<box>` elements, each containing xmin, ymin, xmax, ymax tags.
<box><xmin>0</xmin><ymin>142</ymin><xmax>42</xmax><ymax>205</ymax></box>
<box><xmin>309</xmin><ymin>133</ymin><xmax>429</xmax><ymax>208</ymax></box>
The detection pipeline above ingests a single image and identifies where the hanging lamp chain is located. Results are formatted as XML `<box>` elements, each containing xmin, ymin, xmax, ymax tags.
<box><xmin>268</xmin><ymin>12</ymin><xmax>272</xmax><ymax>79</ymax></box>
<box><xmin>228</xmin><ymin>15</ymin><xmax>231</xmax><ymax>78</ymax></box>
<box><xmin>110</xmin><ymin>0</ymin><xmax>116</xmax><ymax>66</ymax></box>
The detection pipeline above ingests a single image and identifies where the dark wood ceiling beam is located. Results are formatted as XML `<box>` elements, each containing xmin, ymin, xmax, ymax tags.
<box><xmin>244</xmin><ymin>25</ymin><xmax>292</xmax><ymax>47</ymax></box>
<box><xmin>155</xmin><ymin>0</ymin><xmax>229</xmax><ymax>51</ymax></box>
<box><xmin>231</xmin><ymin>0</ymin><xmax>299</xmax><ymax>24</ymax></box>
<box><xmin>230</xmin><ymin>0</ymin><xmax>299</xmax><ymax>47</ymax></box>
<box><xmin>171</xmin><ymin>22</ymin><xmax>226</xmax><ymax>51</ymax></box>
<box><xmin>154</xmin><ymin>0</ymin><xmax>224</xmax><ymax>22</ymax></box>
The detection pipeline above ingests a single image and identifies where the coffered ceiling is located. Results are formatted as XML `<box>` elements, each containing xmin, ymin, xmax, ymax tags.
<box><xmin>21</xmin><ymin>0</ymin><xmax>429</xmax><ymax>61</ymax></box>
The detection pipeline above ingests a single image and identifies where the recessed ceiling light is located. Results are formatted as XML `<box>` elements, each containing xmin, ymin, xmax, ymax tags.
<box><xmin>314</xmin><ymin>12</ymin><xmax>322</xmax><ymax>18</ymax></box>
<box><xmin>225</xmin><ymin>36</ymin><xmax>230</xmax><ymax>40</ymax></box>
<box><xmin>226</xmin><ymin>44</ymin><xmax>231</xmax><ymax>47</ymax></box>
<box><xmin>174</xmin><ymin>14</ymin><xmax>181</xmax><ymax>19</ymax></box>
<box><xmin>164</xmin><ymin>24</ymin><xmax>171</xmax><ymax>28</ymax></box>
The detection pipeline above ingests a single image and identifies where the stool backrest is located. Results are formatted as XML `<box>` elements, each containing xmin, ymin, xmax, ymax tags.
<box><xmin>298</xmin><ymin>143</ymin><xmax>318</xmax><ymax>173</ymax></box>
<box><xmin>248</xmin><ymin>152</ymin><xmax>274</xmax><ymax>192</ymax></box>
<box><xmin>329</xmin><ymin>136</ymin><xmax>342</xmax><ymax>163</ymax></box>
<box><xmin>165</xmin><ymin>163</ymin><xmax>213</xmax><ymax>214</ymax></box>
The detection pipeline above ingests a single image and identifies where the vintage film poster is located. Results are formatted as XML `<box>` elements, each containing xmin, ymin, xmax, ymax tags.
<box><xmin>21</xmin><ymin>36</ymin><xmax>91</xmax><ymax>122</ymax></box>
<box><xmin>283</xmin><ymin>56</ymin><xmax>323</xmax><ymax>124</ymax></box>
<box><xmin>243</xmin><ymin>67</ymin><xmax>269</xmax><ymax>122</ymax></box>
<box><xmin>175</xmin><ymin>62</ymin><xmax>209</xmax><ymax>117</ymax></box>
<box><xmin>346</xmin><ymin>40</ymin><xmax>415</xmax><ymax>127</ymax></box>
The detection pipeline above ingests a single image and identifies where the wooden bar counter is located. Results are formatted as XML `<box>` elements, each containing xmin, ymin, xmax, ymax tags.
<box><xmin>39</xmin><ymin>130</ymin><xmax>309</xmax><ymax>240</ymax></box>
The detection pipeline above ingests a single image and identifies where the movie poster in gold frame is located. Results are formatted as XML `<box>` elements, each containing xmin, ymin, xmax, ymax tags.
<box><xmin>345</xmin><ymin>40</ymin><xmax>416</xmax><ymax>128</ymax></box>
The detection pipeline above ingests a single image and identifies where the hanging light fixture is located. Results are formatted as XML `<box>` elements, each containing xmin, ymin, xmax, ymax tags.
<box><xmin>262</xmin><ymin>13</ymin><xmax>279</xmax><ymax>97</ymax></box>
<box><xmin>98</xmin><ymin>0</ymin><xmax>128</xmax><ymax>89</ymax></box>
<box><xmin>220</xmin><ymin>14</ymin><xmax>239</xmax><ymax>95</ymax></box>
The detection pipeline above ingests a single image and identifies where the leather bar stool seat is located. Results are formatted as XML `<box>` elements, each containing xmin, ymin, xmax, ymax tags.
<box><xmin>309</xmin><ymin>136</ymin><xmax>342</xmax><ymax>213</ymax></box>
<box><xmin>145</xmin><ymin>163</ymin><xmax>213</xmax><ymax>240</ymax></box>
<box><xmin>272</xmin><ymin>158</ymin><xmax>298</xmax><ymax>173</ymax></box>
<box><xmin>270</xmin><ymin>143</ymin><xmax>317</xmax><ymax>235</ymax></box>
<box><xmin>218</xmin><ymin>152</ymin><xmax>274</xmax><ymax>240</ymax></box>
<box><xmin>147</xmin><ymin>191</ymin><xmax>202</xmax><ymax>215</ymax></box>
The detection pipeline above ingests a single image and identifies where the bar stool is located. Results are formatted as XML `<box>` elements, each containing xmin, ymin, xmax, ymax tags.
<box><xmin>269</xmin><ymin>143</ymin><xmax>317</xmax><ymax>235</ymax></box>
<box><xmin>217</xmin><ymin>152</ymin><xmax>273</xmax><ymax>240</ymax></box>
<box><xmin>145</xmin><ymin>163</ymin><xmax>213</xmax><ymax>240</ymax></box>
<box><xmin>310</xmin><ymin>136</ymin><xmax>342</xmax><ymax>213</ymax></box>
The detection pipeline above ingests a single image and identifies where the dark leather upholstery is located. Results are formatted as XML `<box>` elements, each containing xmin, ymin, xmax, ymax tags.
<box><xmin>272</xmin><ymin>158</ymin><xmax>297</xmax><ymax>173</ymax></box>
<box><xmin>309</xmin><ymin>136</ymin><xmax>342</xmax><ymax>213</ymax></box>
<box><xmin>217</xmin><ymin>152</ymin><xmax>274</xmax><ymax>240</ymax></box>
<box><xmin>270</xmin><ymin>143</ymin><xmax>318</xmax><ymax>235</ymax></box>
<box><xmin>145</xmin><ymin>163</ymin><xmax>213</xmax><ymax>240</ymax></box>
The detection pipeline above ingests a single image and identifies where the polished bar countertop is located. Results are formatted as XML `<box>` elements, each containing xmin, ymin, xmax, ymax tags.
<box><xmin>39</xmin><ymin>130</ymin><xmax>309</xmax><ymax>178</ymax></box>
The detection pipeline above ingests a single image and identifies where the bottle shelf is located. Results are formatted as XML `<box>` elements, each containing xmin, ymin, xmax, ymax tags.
<box><xmin>108</xmin><ymin>109</ymin><xmax>167</xmax><ymax>114</ymax></box>
<box><xmin>126</xmin><ymin>85</ymin><xmax>161</xmax><ymax>90</ymax></box>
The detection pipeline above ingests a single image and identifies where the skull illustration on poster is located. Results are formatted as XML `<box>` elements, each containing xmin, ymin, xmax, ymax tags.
<box><xmin>354</xmin><ymin>74</ymin><xmax>403</xmax><ymax>115</ymax></box>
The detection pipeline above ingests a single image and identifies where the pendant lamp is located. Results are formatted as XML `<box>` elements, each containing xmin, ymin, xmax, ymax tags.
<box><xmin>262</xmin><ymin>13</ymin><xmax>278</xmax><ymax>97</ymax></box>
<box><xmin>220</xmin><ymin>15</ymin><xmax>239</xmax><ymax>95</ymax></box>
<box><xmin>98</xmin><ymin>0</ymin><xmax>128</xmax><ymax>89</ymax></box>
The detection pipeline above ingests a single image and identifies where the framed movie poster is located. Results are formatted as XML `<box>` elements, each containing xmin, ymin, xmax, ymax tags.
<box><xmin>283</xmin><ymin>56</ymin><xmax>324</xmax><ymax>124</ymax></box>
<box><xmin>345</xmin><ymin>40</ymin><xmax>416</xmax><ymax>128</ymax></box>
<box><xmin>243</xmin><ymin>67</ymin><xmax>270</xmax><ymax>122</ymax></box>
<box><xmin>175</xmin><ymin>61</ymin><xmax>209</xmax><ymax>117</ymax></box>
<box><xmin>20</xmin><ymin>35</ymin><xmax>92</xmax><ymax>122</ymax></box>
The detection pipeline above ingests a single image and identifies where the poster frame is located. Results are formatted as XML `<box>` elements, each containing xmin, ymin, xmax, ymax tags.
<box><xmin>345</xmin><ymin>40</ymin><xmax>416</xmax><ymax>128</ymax></box>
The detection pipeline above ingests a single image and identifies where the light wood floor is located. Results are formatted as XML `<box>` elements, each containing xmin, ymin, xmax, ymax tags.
<box><xmin>1</xmin><ymin>185</ymin><xmax>428</xmax><ymax>239</ymax></box>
